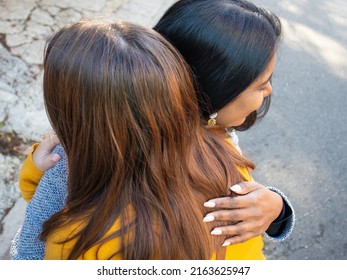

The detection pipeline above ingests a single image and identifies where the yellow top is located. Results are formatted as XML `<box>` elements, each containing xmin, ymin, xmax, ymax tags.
<box><xmin>19</xmin><ymin>144</ymin><xmax>264</xmax><ymax>260</ymax></box>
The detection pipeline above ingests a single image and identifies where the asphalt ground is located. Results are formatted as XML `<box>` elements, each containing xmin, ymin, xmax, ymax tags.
<box><xmin>240</xmin><ymin>0</ymin><xmax>347</xmax><ymax>259</ymax></box>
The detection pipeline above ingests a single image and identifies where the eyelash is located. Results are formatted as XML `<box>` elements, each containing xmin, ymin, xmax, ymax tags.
<box><xmin>260</xmin><ymin>80</ymin><xmax>272</xmax><ymax>91</ymax></box>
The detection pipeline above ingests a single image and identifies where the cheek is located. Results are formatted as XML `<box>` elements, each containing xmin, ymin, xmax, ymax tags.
<box><xmin>216</xmin><ymin>102</ymin><xmax>248</xmax><ymax>126</ymax></box>
<box><xmin>215</xmin><ymin>105</ymin><xmax>239</xmax><ymax>126</ymax></box>
<box><xmin>257</xmin><ymin>95</ymin><xmax>264</xmax><ymax>108</ymax></box>
<box><xmin>215</xmin><ymin>91</ymin><xmax>265</xmax><ymax>127</ymax></box>
<box><xmin>250</xmin><ymin>93</ymin><xmax>265</xmax><ymax>111</ymax></box>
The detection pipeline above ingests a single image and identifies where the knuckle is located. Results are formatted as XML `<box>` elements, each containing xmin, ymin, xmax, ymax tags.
<box><xmin>225</xmin><ymin>197</ymin><xmax>236</xmax><ymax>208</ymax></box>
<box><xmin>227</xmin><ymin>211</ymin><xmax>240</xmax><ymax>222</ymax></box>
<box><xmin>218</xmin><ymin>197</ymin><xmax>234</xmax><ymax>209</ymax></box>
<box><xmin>234</xmin><ymin>224</ymin><xmax>245</xmax><ymax>236</ymax></box>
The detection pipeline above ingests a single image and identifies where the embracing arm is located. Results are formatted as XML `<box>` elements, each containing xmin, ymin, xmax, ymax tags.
<box><xmin>18</xmin><ymin>132</ymin><xmax>61</xmax><ymax>202</ymax></box>
<box><xmin>203</xmin><ymin>182</ymin><xmax>295</xmax><ymax>245</ymax></box>
<box><xmin>10</xmin><ymin>145</ymin><xmax>68</xmax><ymax>260</ymax></box>
<box><xmin>204</xmin><ymin>134</ymin><xmax>295</xmax><ymax>245</ymax></box>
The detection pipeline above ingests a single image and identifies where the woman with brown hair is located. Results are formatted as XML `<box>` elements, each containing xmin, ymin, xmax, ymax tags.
<box><xmin>13</xmin><ymin>19</ymin><xmax>253</xmax><ymax>259</ymax></box>
<box><xmin>12</xmin><ymin>0</ymin><xmax>294</xmax><ymax>260</ymax></box>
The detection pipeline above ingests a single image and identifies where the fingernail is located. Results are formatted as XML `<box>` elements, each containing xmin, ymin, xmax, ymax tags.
<box><xmin>204</xmin><ymin>201</ymin><xmax>216</xmax><ymax>208</ymax></box>
<box><xmin>222</xmin><ymin>241</ymin><xmax>231</xmax><ymax>247</ymax></box>
<box><xmin>211</xmin><ymin>229</ymin><xmax>222</xmax><ymax>235</ymax></box>
<box><xmin>230</xmin><ymin>184</ymin><xmax>242</xmax><ymax>193</ymax></box>
<box><xmin>203</xmin><ymin>215</ymin><xmax>215</xmax><ymax>222</ymax></box>
<box><xmin>52</xmin><ymin>154</ymin><xmax>61</xmax><ymax>161</ymax></box>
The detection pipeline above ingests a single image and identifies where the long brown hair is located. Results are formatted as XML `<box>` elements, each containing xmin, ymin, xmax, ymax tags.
<box><xmin>40</xmin><ymin>20</ymin><xmax>254</xmax><ymax>259</ymax></box>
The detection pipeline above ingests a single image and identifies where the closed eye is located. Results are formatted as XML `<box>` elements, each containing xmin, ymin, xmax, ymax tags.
<box><xmin>259</xmin><ymin>74</ymin><xmax>273</xmax><ymax>88</ymax></box>
<box><xmin>259</xmin><ymin>78</ymin><xmax>272</xmax><ymax>91</ymax></box>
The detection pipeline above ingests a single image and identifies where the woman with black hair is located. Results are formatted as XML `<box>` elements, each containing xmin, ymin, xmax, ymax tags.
<box><xmin>154</xmin><ymin>0</ymin><xmax>294</xmax><ymax>259</ymax></box>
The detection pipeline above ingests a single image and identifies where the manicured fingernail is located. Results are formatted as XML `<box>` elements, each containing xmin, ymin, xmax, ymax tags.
<box><xmin>204</xmin><ymin>201</ymin><xmax>216</xmax><ymax>208</ymax></box>
<box><xmin>222</xmin><ymin>241</ymin><xmax>231</xmax><ymax>247</ymax></box>
<box><xmin>203</xmin><ymin>215</ymin><xmax>215</xmax><ymax>222</ymax></box>
<box><xmin>230</xmin><ymin>184</ymin><xmax>242</xmax><ymax>193</ymax></box>
<box><xmin>211</xmin><ymin>229</ymin><xmax>222</xmax><ymax>235</ymax></box>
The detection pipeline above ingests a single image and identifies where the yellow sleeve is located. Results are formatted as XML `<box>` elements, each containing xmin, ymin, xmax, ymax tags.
<box><xmin>18</xmin><ymin>143</ymin><xmax>44</xmax><ymax>202</ymax></box>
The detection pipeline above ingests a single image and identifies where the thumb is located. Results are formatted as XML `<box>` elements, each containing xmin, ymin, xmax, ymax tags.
<box><xmin>42</xmin><ymin>154</ymin><xmax>61</xmax><ymax>171</ymax></box>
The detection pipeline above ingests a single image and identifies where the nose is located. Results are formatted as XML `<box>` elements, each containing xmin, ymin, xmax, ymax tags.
<box><xmin>263</xmin><ymin>83</ymin><xmax>272</xmax><ymax>98</ymax></box>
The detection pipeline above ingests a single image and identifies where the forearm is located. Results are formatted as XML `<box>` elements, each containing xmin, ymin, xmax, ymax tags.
<box><xmin>11</xmin><ymin>145</ymin><xmax>68</xmax><ymax>260</ymax></box>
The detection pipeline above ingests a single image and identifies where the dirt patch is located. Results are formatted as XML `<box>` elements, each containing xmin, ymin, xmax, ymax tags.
<box><xmin>0</xmin><ymin>131</ymin><xmax>35</xmax><ymax>159</ymax></box>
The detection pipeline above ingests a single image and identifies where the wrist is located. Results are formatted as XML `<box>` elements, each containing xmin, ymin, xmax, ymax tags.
<box><xmin>270</xmin><ymin>191</ymin><xmax>284</xmax><ymax>222</ymax></box>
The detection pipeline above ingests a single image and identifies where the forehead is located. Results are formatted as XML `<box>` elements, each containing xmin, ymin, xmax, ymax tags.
<box><xmin>255</xmin><ymin>54</ymin><xmax>276</xmax><ymax>84</ymax></box>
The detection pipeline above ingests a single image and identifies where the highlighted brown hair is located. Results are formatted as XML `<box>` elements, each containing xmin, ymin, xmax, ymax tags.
<box><xmin>40</xmin><ymin>20</ymin><xmax>253</xmax><ymax>259</ymax></box>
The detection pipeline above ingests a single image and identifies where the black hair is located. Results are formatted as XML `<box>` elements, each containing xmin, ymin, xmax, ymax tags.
<box><xmin>154</xmin><ymin>0</ymin><xmax>282</xmax><ymax>130</ymax></box>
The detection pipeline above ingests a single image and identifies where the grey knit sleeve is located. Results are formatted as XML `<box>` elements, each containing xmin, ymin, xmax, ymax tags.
<box><xmin>264</xmin><ymin>186</ymin><xmax>295</xmax><ymax>242</ymax></box>
<box><xmin>10</xmin><ymin>145</ymin><xmax>68</xmax><ymax>260</ymax></box>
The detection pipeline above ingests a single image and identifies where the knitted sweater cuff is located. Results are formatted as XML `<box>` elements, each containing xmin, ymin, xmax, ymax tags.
<box><xmin>264</xmin><ymin>186</ymin><xmax>295</xmax><ymax>242</ymax></box>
